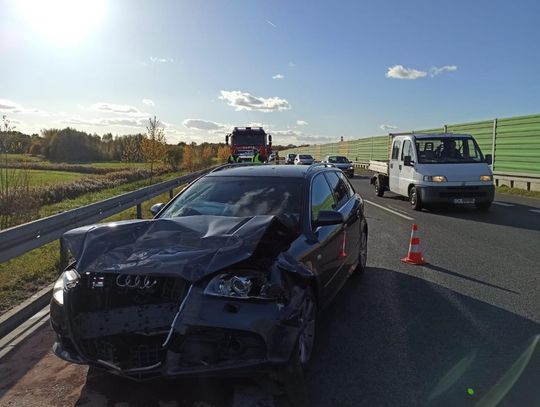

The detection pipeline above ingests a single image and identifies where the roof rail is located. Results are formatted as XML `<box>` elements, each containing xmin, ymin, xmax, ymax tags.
<box><xmin>306</xmin><ymin>163</ymin><xmax>336</xmax><ymax>173</ymax></box>
<box><xmin>210</xmin><ymin>163</ymin><xmax>264</xmax><ymax>173</ymax></box>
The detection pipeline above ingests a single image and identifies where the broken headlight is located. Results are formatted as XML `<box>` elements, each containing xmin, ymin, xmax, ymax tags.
<box><xmin>52</xmin><ymin>269</ymin><xmax>79</xmax><ymax>305</ymax></box>
<box><xmin>205</xmin><ymin>272</ymin><xmax>280</xmax><ymax>300</ymax></box>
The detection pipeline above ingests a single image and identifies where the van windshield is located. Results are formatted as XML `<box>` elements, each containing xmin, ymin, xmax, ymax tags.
<box><xmin>415</xmin><ymin>137</ymin><xmax>485</xmax><ymax>164</ymax></box>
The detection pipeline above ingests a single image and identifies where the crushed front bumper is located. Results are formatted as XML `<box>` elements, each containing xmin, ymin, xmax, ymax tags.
<box><xmin>51</xmin><ymin>284</ymin><xmax>306</xmax><ymax>380</ymax></box>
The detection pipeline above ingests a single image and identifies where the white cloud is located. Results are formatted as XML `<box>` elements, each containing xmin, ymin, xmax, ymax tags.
<box><xmin>296</xmin><ymin>120</ymin><xmax>308</xmax><ymax>126</ymax></box>
<box><xmin>219</xmin><ymin>90</ymin><xmax>290</xmax><ymax>112</ymax></box>
<box><xmin>429</xmin><ymin>65</ymin><xmax>458</xmax><ymax>77</ymax></box>
<box><xmin>142</xmin><ymin>99</ymin><xmax>155</xmax><ymax>106</ymax></box>
<box><xmin>0</xmin><ymin>99</ymin><xmax>49</xmax><ymax>116</ymax></box>
<box><xmin>150</xmin><ymin>56</ymin><xmax>174</xmax><ymax>63</ymax></box>
<box><xmin>182</xmin><ymin>119</ymin><xmax>227</xmax><ymax>132</ymax></box>
<box><xmin>380</xmin><ymin>124</ymin><xmax>398</xmax><ymax>131</ymax></box>
<box><xmin>386</xmin><ymin>64</ymin><xmax>458</xmax><ymax>80</ymax></box>
<box><xmin>386</xmin><ymin>65</ymin><xmax>427</xmax><ymax>80</ymax></box>
<box><xmin>265</xmin><ymin>19</ymin><xmax>277</xmax><ymax>28</ymax></box>
<box><xmin>0</xmin><ymin>99</ymin><xmax>23</xmax><ymax>112</ymax></box>
<box><xmin>61</xmin><ymin>117</ymin><xmax>147</xmax><ymax>128</ymax></box>
<box><xmin>288</xmin><ymin>62</ymin><xmax>296</xmax><ymax>68</ymax></box>
<box><xmin>272</xmin><ymin>74</ymin><xmax>284</xmax><ymax>80</ymax></box>
<box><xmin>88</xmin><ymin>102</ymin><xmax>147</xmax><ymax>116</ymax></box>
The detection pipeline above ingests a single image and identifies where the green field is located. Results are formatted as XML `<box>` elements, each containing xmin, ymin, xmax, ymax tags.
<box><xmin>2</xmin><ymin>154</ymin><xmax>151</xmax><ymax>170</ymax></box>
<box><xmin>11</xmin><ymin>169</ymin><xmax>86</xmax><ymax>186</ymax></box>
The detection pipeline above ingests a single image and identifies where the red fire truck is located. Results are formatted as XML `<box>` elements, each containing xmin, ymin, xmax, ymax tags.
<box><xmin>225</xmin><ymin>127</ymin><xmax>272</xmax><ymax>163</ymax></box>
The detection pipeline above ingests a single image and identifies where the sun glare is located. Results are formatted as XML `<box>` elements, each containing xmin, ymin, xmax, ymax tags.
<box><xmin>15</xmin><ymin>0</ymin><xmax>106</xmax><ymax>44</ymax></box>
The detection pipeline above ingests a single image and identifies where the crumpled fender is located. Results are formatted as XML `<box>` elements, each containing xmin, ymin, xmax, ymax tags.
<box><xmin>61</xmin><ymin>215</ymin><xmax>301</xmax><ymax>282</ymax></box>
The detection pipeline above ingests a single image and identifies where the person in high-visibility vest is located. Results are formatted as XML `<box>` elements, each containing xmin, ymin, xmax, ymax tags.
<box><xmin>227</xmin><ymin>155</ymin><xmax>240</xmax><ymax>163</ymax></box>
<box><xmin>252</xmin><ymin>151</ymin><xmax>264</xmax><ymax>164</ymax></box>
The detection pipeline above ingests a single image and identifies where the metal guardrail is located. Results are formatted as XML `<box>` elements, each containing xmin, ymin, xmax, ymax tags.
<box><xmin>0</xmin><ymin>167</ymin><xmax>213</xmax><ymax>264</ymax></box>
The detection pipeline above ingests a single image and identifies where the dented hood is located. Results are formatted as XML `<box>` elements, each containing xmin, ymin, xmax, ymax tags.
<box><xmin>61</xmin><ymin>215</ymin><xmax>299</xmax><ymax>282</ymax></box>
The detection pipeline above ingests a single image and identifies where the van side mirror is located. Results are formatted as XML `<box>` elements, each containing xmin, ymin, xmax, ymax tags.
<box><xmin>268</xmin><ymin>134</ymin><xmax>272</xmax><ymax>146</ymax></box>
<box><xmin>404</xmin><ymin>155</ymin><xmax>412</xmax><ymax>166</ymax></box>
<box><xmin>314</xmin><ymin>210</ymin><xmax>344</xmax><ymax>227</ymax></box>
<box><xmin>150</xmin><ymin>203</ymin><xmax>165</xmax><ymax>216</ymax></box>
<box><xmin>225</xmin><ymin>135</ymin><xmax>229</xmax><ymax>145</ymax></box>
<box><xmin>485</xmin><ymin>154</ymin><xmax>492</xmax><ymax>165</ymax></box>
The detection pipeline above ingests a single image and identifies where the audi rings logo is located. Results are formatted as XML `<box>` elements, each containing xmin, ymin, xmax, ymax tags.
<box><xmin>115</xmin><ymin>274</ymin><xmax>158</xmax><ymax>289</ymax></box>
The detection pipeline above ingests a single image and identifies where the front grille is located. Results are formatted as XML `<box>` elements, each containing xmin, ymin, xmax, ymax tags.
<box><xmin>80</xmin><ymin>334</ymin><xmax>167</xmax><ymax>370</ymax></box>
<box><xmin>70</xmin><ymin>273</ymin><xmax>188</xmax><ymax>369</ymax></box>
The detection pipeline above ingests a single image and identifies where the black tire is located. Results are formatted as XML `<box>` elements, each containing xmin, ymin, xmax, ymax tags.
<box><xmin>375</xmin><ymin>178</ymin><xmax>384</xmax><ymax>197</ymax></box>
<box><xmin>296</xmin><ymin>287</ymin><xmax>317</xmax><ymax>368</ymax></box>
<box><xmin>355</xmin><ymin>227</ymin><xmax>368</xmax><ymax>274</ymax></box>
<box><xmin>475</xmin><ymin>201</ymin><xmax>491</xmax><ymax>211</ymax></box>
<box><xmin>409</xmin><ymin>186</ymin><xmax>422</xmax><ymax>211</ymax></box>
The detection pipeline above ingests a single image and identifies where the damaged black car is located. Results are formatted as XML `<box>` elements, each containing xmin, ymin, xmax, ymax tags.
<box><xmin>50</xmin><ymin>164</ymin><xmax>368</xmax><ymax>380</ymax></box>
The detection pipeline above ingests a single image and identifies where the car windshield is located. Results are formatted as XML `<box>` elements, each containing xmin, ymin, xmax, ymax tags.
<box><xmin>159</xmin><ymin>176</ymin><xmax>302</xmax><ymax>219</ymax></box>
<box><xmin>299</xmin><ymin>155</ymin><xmax>312</xmax><ymax>159</ymax></box>
<box><xmin>328</xmin><ymin>156</ymin><xmax>349</xmax><ymax>163</ymax></box>
<box><xmin>416</xmin><ymin>137</ymin><xmax>485</xmax><ymax>163</ymax></box>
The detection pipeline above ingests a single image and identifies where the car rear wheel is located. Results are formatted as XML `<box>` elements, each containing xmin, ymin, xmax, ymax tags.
<box><xmin>409</xmin><ymin>186</ymin><xmax>422</xmax><ymax>211</ymax></box>
<box><xmin>297</xmin><ymin>288</ymin><xmax>316</xmax><ymax>366</ymax></box>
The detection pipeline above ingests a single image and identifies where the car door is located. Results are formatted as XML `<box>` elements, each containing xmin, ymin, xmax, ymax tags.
<box><xmin>389</xmin><ymin>138</ymin><xmax>402</xmax><ymax>194</ymax></box>
<box><xmin>324</xmin><ymin>171</ymin><xmax>359</xmax><ymax>286</ymax></box>
<box><xmin>308</xmin><ymin>173</ymin><xmax>343</xmax><ymax>301</ymax></box>
<box><xmin>398</xmin><ymin>139</ymin><xmax>416</xmax><ymax>196</ymax></box>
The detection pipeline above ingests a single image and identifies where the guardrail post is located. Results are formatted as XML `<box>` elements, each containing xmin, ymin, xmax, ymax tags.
<box><xmin>136</xmin><ymin>203</ymin><xmax>142</xmax><ymax>219</ymax></box>
<box><xmin>169</xmin><ymin>189</ymin><xmax>174</xmax><ymax>199</ymax></box>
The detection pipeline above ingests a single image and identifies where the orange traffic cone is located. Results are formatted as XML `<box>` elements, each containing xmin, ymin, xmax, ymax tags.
<box><xmin>401</xmin><ymin>224</ymin><xmax>427</xmax><ymax>265</ymax></box>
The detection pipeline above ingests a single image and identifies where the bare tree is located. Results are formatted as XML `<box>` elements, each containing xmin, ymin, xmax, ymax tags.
<box><xmin>140</xmin><ymin>116</ymin><xmax>167</xmax><ymax>176</ymax></box>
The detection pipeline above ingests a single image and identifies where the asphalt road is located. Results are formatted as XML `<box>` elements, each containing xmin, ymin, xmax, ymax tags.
<box><xmin>1</xmin><ymin>175</ymin><xmax>539</xmax><ymax>406</ymax></box>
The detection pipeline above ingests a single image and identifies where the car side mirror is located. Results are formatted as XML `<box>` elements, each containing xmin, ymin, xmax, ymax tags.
<box><xmin>315</xmin><ymin>210</ymin><xmax>344</xmax><ymax>227</ymax></box>
<box><xmin>150</xmin><ymin>203</ymin><xmax>165</xmax><ymax>216</ymax></box>
<box><xmin>404</xmin><ymin>155</ymin><xmax>413</xmax><ymax>166</ymax></box>
<box><xmin>485</xmin><ymin>154</ymin><xmax>492</xmax><ymax>165</ymax></box>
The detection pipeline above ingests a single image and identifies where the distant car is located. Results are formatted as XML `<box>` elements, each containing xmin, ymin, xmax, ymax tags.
<box><xmin>294</xmin><ymin>154</ymin><xmax>315</xmax><ymax>165</ymax></box>
<box><xmin>322</xmin><ymin>155</ymin><xmax>355</xmax><ymax>177</ymax></box>
<box><xmin>285</xmin><ymin>153</ymin><xmax>296</xmax><ymax>165</ymax></box>
<box><xmin>50</xmin><ymin>165</ymin><xmax>368</xmax><ymax>380</ymax></box>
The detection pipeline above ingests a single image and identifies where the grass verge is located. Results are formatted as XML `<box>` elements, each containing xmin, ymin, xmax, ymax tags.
<box><xmin>0</xmin><ymin>172</ymin><xmax>187</xmax><ymax>314</ymax></box>
<box><xmin>496</xmin><ymin>185</ymin><xmax>540</xmax><ymax>199</ymax></box>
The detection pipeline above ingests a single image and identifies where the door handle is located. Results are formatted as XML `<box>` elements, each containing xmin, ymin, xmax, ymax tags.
<box><xmin>399</xmin><ymin>165</ymin><xmax>402</xmax><ymax>170</ymax></box>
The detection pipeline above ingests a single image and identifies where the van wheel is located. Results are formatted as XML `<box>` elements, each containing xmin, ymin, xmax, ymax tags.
<box><xmin>375</xmin><ymin>179</ymin><xmax>384</xmax><ymax>197</ymax></box>
<box><xmin>409</xmin><ymin>187</ymin><xmax>422</xmax><ymax>211</ymax></box>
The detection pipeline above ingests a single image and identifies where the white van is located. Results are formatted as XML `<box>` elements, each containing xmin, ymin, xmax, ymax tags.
<box><xmin>369</xmin><ymin>133</ymin><xmax>495</xmax><ymax>210</ymax></box>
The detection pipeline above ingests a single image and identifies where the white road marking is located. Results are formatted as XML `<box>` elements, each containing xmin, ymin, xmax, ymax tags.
<box><xmin>529</xmin><ymin>209</ymin><xmax>540</xmax><ymax>214</ymax></box>
<box><xmin>364</xmin><ymin>200</ymin><xmax>414</xmax><ymax>221</ymax></box>
<box><xmin>493</xmin><ymin>202</ymin><xmax>514</xmax><ymax>207</ymax></box>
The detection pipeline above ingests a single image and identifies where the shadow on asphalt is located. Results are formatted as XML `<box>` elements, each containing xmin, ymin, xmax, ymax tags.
<box><xmin>306</xmin><ymin>267</ymin><xmax>540</xmax><ymax>407</ymax></box>
<box><xmin>422</xmin><ymin>263</ymin><xmax>519</xmax><ymax>294</ymax></box>
<box><xmin>421</xmin><ymin>203</ymin><xmax>540</xmax><ymax>232</ymax></box>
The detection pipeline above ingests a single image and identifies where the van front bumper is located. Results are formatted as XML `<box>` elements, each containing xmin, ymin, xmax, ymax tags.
<box><xmin>417</xmin><ymin>185</ymin><xmax>494</xmax><ymax>204</ymax></box>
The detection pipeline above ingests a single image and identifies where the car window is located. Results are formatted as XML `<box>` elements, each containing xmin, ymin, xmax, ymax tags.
<box><xmin>160</xmin><ymin>176</ymin><xmax>302</xmax><ymax>219</ymax></box>
<box><xmin>311</xmin><ymin>174</ymin><xmax>336</xmax><ymax>225</ymax></box>
<box><xmin>401</xmin><ymin>140</ymin><xmax>413</xmax><ymax>161</ymax></box>
<box><xmin>337</xmin><ymin>172</ymin><xmax>355</xmax><ymax>197</ymax></box>
<box><xmin>391</xmin><ymin>140</ymin><xmax>401</xmax><ymax>160</ymax></box>
<box><xmin>324</xmin><ymin>172</ymin><xmax>350</xmax><ymax>208</ymax></box>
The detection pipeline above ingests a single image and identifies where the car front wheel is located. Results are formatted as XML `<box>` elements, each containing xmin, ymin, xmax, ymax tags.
<box><xmin>297</xmin><ymin>288</ymin><xmax>316</xmax><ymax>367</ymax></box>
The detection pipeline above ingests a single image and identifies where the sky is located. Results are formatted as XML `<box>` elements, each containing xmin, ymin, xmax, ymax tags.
<box><xmin>1</xmin><ymin>0</ymin><xmax>539</xmax><ymax>145</ymax></box>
